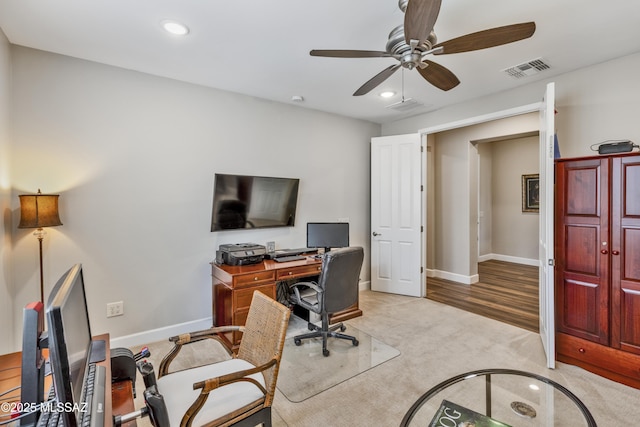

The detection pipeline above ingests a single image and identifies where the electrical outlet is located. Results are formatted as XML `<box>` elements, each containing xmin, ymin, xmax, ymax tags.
<box><xmin>107</xmin><ymin>301</ymin><xmax>124</xmax><ymax>318</ymax></box>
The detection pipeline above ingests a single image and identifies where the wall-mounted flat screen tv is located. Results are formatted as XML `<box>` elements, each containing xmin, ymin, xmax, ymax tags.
<box><xmin>211</xmin><ymin>173</ymin><xmax>300</xmax><ymax>231</ymax></box>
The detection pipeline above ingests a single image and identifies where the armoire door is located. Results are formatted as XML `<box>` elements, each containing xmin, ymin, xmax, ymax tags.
<box><xmin>555</xmin><ymin>158</ymin><xmax>610</xmax><ymax>345</ymax></box>
<box><xmin>611</xmin><ymin>155</ymin><xmax>640</xmax><ymax>355</ymax></box>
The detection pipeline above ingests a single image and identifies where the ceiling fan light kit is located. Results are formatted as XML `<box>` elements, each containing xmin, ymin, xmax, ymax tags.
<box><xmin>161</xmin><ymin>20</ymin><xmax>189</xmax><ymax>36</ymax></box>
<box><xmin>310</xmin><ymin>0</ymin><xmax>536</xmax><ymax>96</ymax></box>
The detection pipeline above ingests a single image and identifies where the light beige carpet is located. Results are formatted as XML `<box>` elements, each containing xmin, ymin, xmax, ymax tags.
<box><xmin>127</xmin><ymin>290</ymin><xmax>640</xmax><ymax>426</ymax></box>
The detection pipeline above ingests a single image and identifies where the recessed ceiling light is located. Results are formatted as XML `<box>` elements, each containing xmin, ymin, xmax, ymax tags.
<box><xmin>380</xmin><ymin>91</ymin><xmax>396</xmax><ymax>98</ymax></box>
<box><xmin>161</xmin><ymin>20</ymin><xmax>190</xmax><ymax>36</ymax></box>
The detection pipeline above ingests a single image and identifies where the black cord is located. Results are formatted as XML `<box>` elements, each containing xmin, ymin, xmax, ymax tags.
<box><xmin>0</xmin><ymin>386</ymin><xmax>21</xmax><ymax>399</ymax></box>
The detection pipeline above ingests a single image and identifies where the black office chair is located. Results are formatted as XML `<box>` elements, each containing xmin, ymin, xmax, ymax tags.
<box><xmin>288</xmin><ymin>246</ymin><xmax>364</xmax><ymax>357</ymax></box>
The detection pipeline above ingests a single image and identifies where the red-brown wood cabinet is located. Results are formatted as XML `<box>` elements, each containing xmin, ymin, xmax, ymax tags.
<box><xmin>555</xmin><ymin>153</ymin><xmax>640</xmax><ymax>389</ymax></box>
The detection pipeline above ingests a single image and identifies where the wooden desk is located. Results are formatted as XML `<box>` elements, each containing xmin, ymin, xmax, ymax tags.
<box><xmin>211</xmin><ymin>256</ymin><xmax>362</xmax><ymax>349</ymax></box>
<box><xmin>0</xmin><ymin>334</ymin><xmax>135</xmax><ymax>427</ymax></box>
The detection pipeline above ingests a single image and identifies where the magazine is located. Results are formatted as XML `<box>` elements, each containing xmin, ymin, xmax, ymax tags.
<box><xmin>429</xmin><ymin>400</ymin><xmax>512</xmax><ymax>427</ymax></box>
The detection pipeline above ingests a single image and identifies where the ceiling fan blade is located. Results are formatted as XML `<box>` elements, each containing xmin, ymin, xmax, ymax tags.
<box><xmin>353</xmin><ymin>64</ymin><xmax>401</xmax><ymax>96</ymax></box>
<box><xmin>433</xmin><ymin>22</ymin><xmax>536</xmax><ymax>55</ymax></box>
<box><xmin>417</xmin><ymin>60</ymin><xmax>460</xmax><ymax>91</ymax></box>
<box><xmin>404</xmin><ymin>0</ymin><xmax>442</xmax><ymax>46</ymax></box>
<box><xmin>310</xmin><ymin>49</ymin><xmax>391</xmax><ymax>58</ymax></box>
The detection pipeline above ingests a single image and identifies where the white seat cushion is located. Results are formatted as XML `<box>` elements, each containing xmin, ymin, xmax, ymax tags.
<box><xmin>157</xmin><ymin>359</ymin><xmax>266</xmax><ymax>427</ymax></box>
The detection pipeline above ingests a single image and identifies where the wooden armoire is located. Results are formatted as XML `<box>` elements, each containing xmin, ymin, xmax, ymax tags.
<box><xmin>555</xmin><ymin>153</ymin><xmax>640</xmax><ymax>389</ymax></box>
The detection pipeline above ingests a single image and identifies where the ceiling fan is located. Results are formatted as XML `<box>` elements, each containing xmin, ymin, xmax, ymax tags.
<box><xmin>310</xmin><ymin>0</ymin><xmax>536</xmax><ymax>96</ymax></box>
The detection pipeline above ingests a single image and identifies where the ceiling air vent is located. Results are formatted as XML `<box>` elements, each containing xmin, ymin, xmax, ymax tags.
<box><xmin>503</xmin><ymin>58</ymin><xmax>550</xmax><ymax>79</ymax></box>
<box><xmin>385</xmin><ymin>98</ymin><xmax>424</xmax><ymax>112</ymax></box>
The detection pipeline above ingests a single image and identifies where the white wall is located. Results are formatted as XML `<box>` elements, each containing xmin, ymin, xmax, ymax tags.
<box><xmin>382</xmin><ymin>52</ymin><xmax>640</xmax><ymax>160</ymax></box>
<box><xmin>489</xmin><ymin>135</ymin><xmax>539</xmax><ymax>261</ymax></box>
<box><xmin>7</xmin><ymin>46</ymin><xmax>380</xmax><ymax>351</ymax></box>
<box><xmin>0</xmin><ymin>29</ymin><xmax>13</xmax><ymax>355</ymax></box>
<box><xmin>477</xmin><ymin>142</ymin><xmax>492</xmax><ymax>257</ymax></box>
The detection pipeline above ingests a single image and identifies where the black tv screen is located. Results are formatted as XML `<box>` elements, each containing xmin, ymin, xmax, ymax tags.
<box><xmin>211</xmin><ymin>173</ymin><xmax>300</xmax><ymax>231</ymax></box>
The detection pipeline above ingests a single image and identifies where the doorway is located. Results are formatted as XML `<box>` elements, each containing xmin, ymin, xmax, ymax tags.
<box><xmin>424</xmin><ymin>112</ymin><xmax>541</xmax><ymax>283</ymax></box>
<box><xmin>426</xmin><ymin>129</ymin><xmax>541</xmax><ymax>331</ymax></box>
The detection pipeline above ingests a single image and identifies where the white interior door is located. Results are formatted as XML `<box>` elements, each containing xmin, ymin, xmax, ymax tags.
<box><xmin>371</xmin><ymin>134</ymin><xmax>423</xmax><ymax>297</ymax></box>
<box><xmin>539</xmin><ymin>82</ymin><xmax>556</xmax><ymax>368</ymax></box>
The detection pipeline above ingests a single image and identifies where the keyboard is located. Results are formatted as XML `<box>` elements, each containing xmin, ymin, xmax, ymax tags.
<box><xmin>37</xmin><ymin>364</ymin><xmax>106</xmax><ymax>427</ymax></box>
<box><xmin>37</xmin><ymin>386</ymin><xmax>62</xmax><ymax>427</ymax></box>
<box><xmin>81</xmin><ymin>364</ymin><xmax>106</xmax><ymax>427</ymax></box>
<box><xmin>269</xmin><ymin>247</ymin><xmax>317</xmax><ymax>259</ymax></box>
<box><xmin>274</xmin><ymin>255</ymin><xmax>306</xmax><ymax>262</ymax></box>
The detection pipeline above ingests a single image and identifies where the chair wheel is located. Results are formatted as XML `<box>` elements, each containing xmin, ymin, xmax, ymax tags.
<box><xmin>323</xmin><ymin>349</ymin><xmax>330</xmax><ymax>357</ymax></box>
<box><xmin>308</xmin><ymin>324</ymin><xmax>315</xmax><ymax>331</ymax></box>
<box><xmin>352</xmin><ymin>339</ymin><xmax>359</xmax><ymax>346</ymax></box>
<box><xmin>340</xmin><ymin>324</ymin><xmax>346</xmax><ymax>332</ymax></box>
<box><xmin>294</xmin><ymin>339</ymin><xmax>302</xmax><ymax>346</ymax></box>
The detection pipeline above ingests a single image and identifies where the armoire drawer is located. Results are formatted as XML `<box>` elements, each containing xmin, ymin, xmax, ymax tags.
<box><xmin>557</xmin><ymin>332</ymin><xmax>640</xmax><ymax>388</ymax></box>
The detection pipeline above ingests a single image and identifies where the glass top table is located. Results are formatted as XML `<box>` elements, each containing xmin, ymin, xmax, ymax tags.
<box><xmin>400</xmin><ymin>369</ymin><xmax>597</xmax><ymax>426</ymax></box>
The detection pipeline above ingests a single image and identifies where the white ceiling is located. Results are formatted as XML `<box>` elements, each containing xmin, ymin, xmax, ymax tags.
<box><xmin>1</xmin><ymin>0</ymin><xmax>640</xmax><ymax>124</ymax></box>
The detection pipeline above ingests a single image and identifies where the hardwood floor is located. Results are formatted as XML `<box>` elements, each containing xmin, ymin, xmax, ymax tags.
<box><xmin>426</xmin><ymin>260</ymin><xmax>539</xmax><ymax>332</ymax></box>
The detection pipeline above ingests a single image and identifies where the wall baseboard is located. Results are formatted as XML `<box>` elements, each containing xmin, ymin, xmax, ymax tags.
<box><xmin>109</xmin><ymin>316</ymin><xmax>213</xmax><ymax>350</ymax></box>
<box><xmin>429</xmin><ymin>269</ymin><xmax>479</xmax><ymax>285</ymax></box>
<box><xmin>479</xmin><ymin>253</ymin><xmax>538</xmax><ymax>266</ymax></box>
<box><xmin>424</xmin><ymin>255</ymin><xmax>537</xmax><ymax>287</ymax></box>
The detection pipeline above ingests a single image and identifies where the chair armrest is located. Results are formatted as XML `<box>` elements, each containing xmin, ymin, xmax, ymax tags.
<box><xmin>182</xmin><ymin>358</ymin><xmax>278</xmax><ymax>426</ymax></box>
<box><xmin>158</xmin><ymin>326</ymin><xmax>245</xmax><ymax>377</ymax></box>
<box><xmin>290</xmin><ymin>281</ymin><xmax>322</xmax><ymax>302</ymax></box>
<box><xmin>169</xmin><ymin>326</ymin><xmax>244</xmax><ymax>345</ymax></box>
<box><xmin>194</xmin><ymin>358</ymin><xmax>276</xmax><ymax>392</ymax></box>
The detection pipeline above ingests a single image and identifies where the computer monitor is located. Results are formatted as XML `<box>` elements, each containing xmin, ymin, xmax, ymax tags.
<box><xmin>46</xmin><ymin>264</ymin><xmax>104</xmax><ymax>427</ymax></box>
<box><xmin>20</xmin><ymin>301</ymin><xmax>45</xmax><ymax>426</ymax></box>
<box><xmin>306</xmin><ymin>222</ymin><xmax>349</xmax><ymax>253</ymax></box>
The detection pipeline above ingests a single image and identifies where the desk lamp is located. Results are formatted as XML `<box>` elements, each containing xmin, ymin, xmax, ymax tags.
<box><xmin>18</xmin><ymin>189</ymin><xmax>63</xmax><ymax>302</ymax></box>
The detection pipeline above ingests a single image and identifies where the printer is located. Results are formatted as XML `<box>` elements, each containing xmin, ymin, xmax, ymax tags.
<box><xmin>216</xmin><ymin>243</ymin><xmax>266</xmax><ymax>266</ymax></box>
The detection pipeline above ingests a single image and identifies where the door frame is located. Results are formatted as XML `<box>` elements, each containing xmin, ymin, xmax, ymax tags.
<box><xmin>419</xmin><ymin>102</ymin><xmax>541</xmax><ymax>276</ymax></box>
<box><xmin>418</xmin><ymin>101</ymin><xmax>550</xmax><ymax>342</ymax></box>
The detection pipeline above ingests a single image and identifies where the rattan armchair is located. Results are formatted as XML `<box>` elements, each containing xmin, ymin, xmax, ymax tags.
<box><xmin>155</xmin><ymin>291</ymin><xmax>290</xmax><ymax>427</ymax></box>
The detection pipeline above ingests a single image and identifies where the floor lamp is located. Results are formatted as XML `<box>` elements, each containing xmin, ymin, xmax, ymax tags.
<box><xmin>18</xmin><ymin>189</ymin><xmax>63</xmax><ymax>303</ymax></box>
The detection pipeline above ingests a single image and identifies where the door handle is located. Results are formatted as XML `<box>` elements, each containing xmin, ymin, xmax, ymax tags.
<box><xmin>601</xmin><ymin>249</ymin><xmax>608</xmax><ymax>254</ymax></box>
<box><xmin>612</xmin><ymin>250</ymin><xmax>620</xmax><ymax>255</ymax></box>
<box><xmin>372</xmin><ymin>232</ymin><xmax>382</xmax><ymax>237</ymax></box>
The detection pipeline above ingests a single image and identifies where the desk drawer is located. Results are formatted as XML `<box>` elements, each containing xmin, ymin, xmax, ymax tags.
<box><xmin>233</xmin><ymin>285</ymin><xmax>276</xmax><ymax>311</ymax></box>
<box><xmin>276</xmin><ymin>264</ymin><xmax>322</xmax><ymax>280</ymax></box>
<box><xmin>234</xmin><ymin>270</ymin><xmax>275</xmax><ymax>288</ymax></box>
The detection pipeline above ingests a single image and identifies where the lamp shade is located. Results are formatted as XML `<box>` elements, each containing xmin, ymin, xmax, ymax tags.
<box><xmin>18</xmin><ymin>192</ymin><xmax>63</xmax><ymax>229</ymax></box>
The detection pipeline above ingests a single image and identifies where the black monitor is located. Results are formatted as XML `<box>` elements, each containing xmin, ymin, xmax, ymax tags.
<box><xmin>306</xmin><ymin>222</ymin><xmax>349</xmax><ymax>253</ymax></box>
<box><xmin>20</xmin><ymin>301</ymin><xmax>45</xmax><ymax>426</ymax></box>
<box><xmin>46</xmin><ymin>264</ymin><xmax>104</xmax><ymax>427</ymax></box>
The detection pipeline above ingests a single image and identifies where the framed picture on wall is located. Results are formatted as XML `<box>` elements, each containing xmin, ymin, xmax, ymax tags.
<box><xmin>522</xmin><ymin>174</ymin><xmax>540</xmax><ymax>212</ymax></box>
